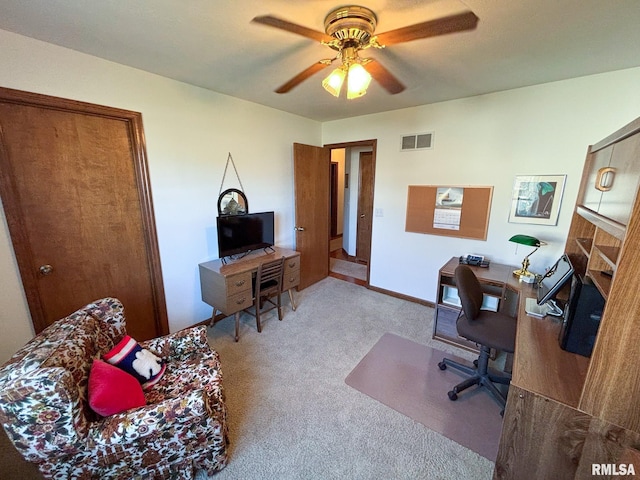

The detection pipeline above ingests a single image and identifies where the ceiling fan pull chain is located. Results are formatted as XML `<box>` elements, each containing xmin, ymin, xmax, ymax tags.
<box><xmin>218</xmin><ymin>152</ymin><xmax>245</xmax><ymax>195</ymax></box>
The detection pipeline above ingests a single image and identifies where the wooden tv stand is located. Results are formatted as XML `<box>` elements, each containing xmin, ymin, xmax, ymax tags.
<box><xmin>198</xmin><ymin>246</ymin><xmax>300</xmax><ymax>340</ymax></box>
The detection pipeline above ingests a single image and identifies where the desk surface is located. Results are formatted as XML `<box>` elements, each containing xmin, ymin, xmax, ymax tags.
<box><xmin>512</xmin><ymin>292</ymin><xmax>590</xmax><ymax>408</ymax></box>
<box><xmin>199</xmin><ymin>246</ymin><xmax>299</xmax><ymax>276</ymax></box>
<box><xmin>439</xmin><ymin>257</ymin><xmax>522</xmax><ymax>291</ymax></box>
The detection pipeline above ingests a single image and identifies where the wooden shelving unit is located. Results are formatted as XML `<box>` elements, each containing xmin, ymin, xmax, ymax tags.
<box><xmin>495</xmin><ymin>116</ymin><xmax>640</xmax><ymax>479</ymax></box>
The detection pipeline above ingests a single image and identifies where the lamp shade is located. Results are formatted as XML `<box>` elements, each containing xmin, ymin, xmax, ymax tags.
<box><xmin>346</xmin><ymin>63</ymin><xmax>372</xmax><ymax>99</ymax></box>
<box><xmin>322</xmin><ymin>67</ymin><xmax>346</xmax><ymax>97</ymax></box>
<box><xmin>509</xmin><ymin>234</ymin><xmax>544</xmax><ymax>282</ymax></box>
<box><xmin>509</xmin><ymin>234</ymin><xmax>541</xmax><ymax>247</ymax></box>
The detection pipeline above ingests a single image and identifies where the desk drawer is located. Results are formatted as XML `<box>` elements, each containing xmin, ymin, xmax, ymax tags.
<box><xmin>285</xmin><ymin>256</ymin><xmax>300</xmax><ymax>274</ymax></box>
<box><xmin>228</xmin><ymin>290</ymin><xmax>252</xmax><ymax>311</ymax></box>
<box><xmin>226</xmin><ymin>272</ymin><xmax>252</xmax><ymax>296</ymax></box>
<box><xmin>284</xmin><ymin>268</ymin><xmax>300</xmax><ymax>289</ymax></box>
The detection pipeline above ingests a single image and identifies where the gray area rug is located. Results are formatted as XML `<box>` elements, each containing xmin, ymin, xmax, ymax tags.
<box><xmin>330</xmin><ymin>257</ymin><xmax>367</xmax><ymax>280</ymax></box>
<box><xmin>205</xmin><ymin>276</ymin><xmax>494</xmax><ymax>479</ymax></box>
<box><xmin>345</xmin><ymin>332</ymin><xmax>503</xmax><ymax>461</ymax></box>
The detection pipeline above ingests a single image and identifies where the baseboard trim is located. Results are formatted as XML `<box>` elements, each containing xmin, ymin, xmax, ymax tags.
<box><xmin>196</xmin><ymin>283</ymin><xmax>435</xmax><ymax>328</ymax></box>
<box><xmin>367</xmin><ymin>285</ymin><xmax>435</xmax><ymax>308</ymax></box>
<box><xmin>329</xmin><ymin>271</ymin><xmax>367</xmax><ymax>286</ymax></box>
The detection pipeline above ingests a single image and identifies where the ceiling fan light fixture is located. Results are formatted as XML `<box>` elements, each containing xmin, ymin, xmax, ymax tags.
<box><xmin>346</xmin><ymin>63</ymin><xmax>371</xmax><ymax>99</ymax></box>
<box><xmin>322</xmin><ymin>67</ymin><xmax>347</xmax><ymax>97</ymax></box>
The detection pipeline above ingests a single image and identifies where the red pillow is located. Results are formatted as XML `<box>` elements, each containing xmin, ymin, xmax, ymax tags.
<box><xmin>88</xmin><ymin>359</ymin><xmax>146</xmax><ymax>417</ymax></box>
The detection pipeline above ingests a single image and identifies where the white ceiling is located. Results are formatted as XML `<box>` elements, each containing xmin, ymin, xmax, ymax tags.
<box><xmin>1</xmin><ymin>0</ymin><xmax>640</xmax><ymax>122</ymax></box>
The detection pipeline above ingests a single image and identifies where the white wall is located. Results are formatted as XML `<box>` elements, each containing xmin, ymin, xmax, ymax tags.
<box><xmin>0</xmin><ymin>29</ymin><xmax>321</xmax><ymax>362</ymax></box>
<box><xmin>3</xmin><ymin>27</ymin><xmax>640</xmax><ymax>363</ymax></box>
<box><xmin>322</xmin><ymin>67</ymin><xmax>640</xmax><ymax>301</ymax></box>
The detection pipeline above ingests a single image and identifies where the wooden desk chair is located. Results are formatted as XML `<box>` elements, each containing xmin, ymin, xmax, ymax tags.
<box><xmin>241</xmin><ymin>256</ymin><xmax>285</xmax><ymax>336</ymax></box>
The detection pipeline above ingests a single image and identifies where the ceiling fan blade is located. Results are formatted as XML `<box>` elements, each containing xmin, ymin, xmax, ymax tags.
<box><xmin>365</xmin><ymin>60</ymin><xmax>405</xmax><ymax>95</ymax></box>
<box><xmin>252</xmin><ymin>15</ymin><xmax>333</xmax><ymax>43</ymax></box>
<box><xmin>275</xmin><ymin>60</ymin><xmax>334</xmax><ymax>94</ymax></box>
<box><xmin>375</xmin><ymin>11</ymin><xmax>479</xmax><ymax>46</ymax></box>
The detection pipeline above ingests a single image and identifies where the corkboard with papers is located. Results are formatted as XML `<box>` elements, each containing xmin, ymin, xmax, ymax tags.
<box><xmin>405</xmin><ymin>185</ymin><xmax>493</xmax><ymax>240</ymax></box>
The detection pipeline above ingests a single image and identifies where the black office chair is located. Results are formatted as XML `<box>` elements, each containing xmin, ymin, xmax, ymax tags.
<box><xmin>243</xmin><ymin>256</ymin><xmax>285</xmax><ymax>333</ymax></box>
<box><xmin>437</xmin><ymin>265</ymin><xmax>516</xmax><ymax>413</ymax></box>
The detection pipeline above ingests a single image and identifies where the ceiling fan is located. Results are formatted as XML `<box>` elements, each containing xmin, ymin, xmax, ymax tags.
<box><xmin>252</xmin><ymin>5</ymin><xmax>479</xmax><ymax>99</ymax></box>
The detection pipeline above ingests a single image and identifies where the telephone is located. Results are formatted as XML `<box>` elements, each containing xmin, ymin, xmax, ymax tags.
<box><xmin>459</xmin><ymin>254</ymin><xmax>490</xmax><ymax>268</ymax></box>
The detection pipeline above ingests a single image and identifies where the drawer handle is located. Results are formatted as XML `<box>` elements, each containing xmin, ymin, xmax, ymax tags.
<box><xmin>288</xmin><ymin>261</ymin><xmax>297</xmax><ymax>268</ymax></box>
<box><xmin>289</xmin><ymin>277</ymin><xmax>296</xmax><ymax>283</ymax></box>
<box><xmin>595</xmin><ymin>167</ymin><xmax>616</xmax><ymax>192</ymax></box>
<box><xmin>236</xmin><ymin>297</ymin><xmax>246</xmax><ymax>305</ymax></box>
<box><xmin>235</xmin><ymin>279</ymin><xmax>246</xmax><ymax>287</ymax></box>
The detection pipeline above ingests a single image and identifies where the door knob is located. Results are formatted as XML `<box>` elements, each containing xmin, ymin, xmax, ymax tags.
<box><xmin>294</xmin><ymin>226</ymin><xmax>305</xmax><ymax>231</ymax></box>
<box><xmin>39</xmin><ymin>264</ymin><xmax>54</xmax><ymax>276</ymax></box>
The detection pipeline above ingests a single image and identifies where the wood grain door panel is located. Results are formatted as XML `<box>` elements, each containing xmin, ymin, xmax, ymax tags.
<box><xmin>356</xmin><ymin>151</ymin><xmax>374</xmax><ymax>265</ymax></box>
<box><xmin>0</xmin><ymin>87</ymin><xmax>168</xmax><ymax>340</ymax></box>
<box><xmin>293</xmin><ymin>143</ymin><xmax>330</xmax><ymax>290</ymax></box>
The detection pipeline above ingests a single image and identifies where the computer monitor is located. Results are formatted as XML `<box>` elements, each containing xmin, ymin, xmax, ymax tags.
<box><xmin>536</xmin><ymin>254</ymin><xmax>574</xmax><ymax>316</ymax></box>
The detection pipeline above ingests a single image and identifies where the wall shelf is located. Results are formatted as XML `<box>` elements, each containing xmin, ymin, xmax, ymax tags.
<box><xmin>593</xmin><ymin>245</ymin><xmax>619</xmax><ymax>269</ymax></box>
<box><xmin>575</xmin><ymin>237</ymin><xmax>592</xmax><ymax>257</ymax></box>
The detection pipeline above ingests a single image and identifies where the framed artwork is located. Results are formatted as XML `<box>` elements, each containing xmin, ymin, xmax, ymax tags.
<box><xmin>508</xmin><ymin>175</ymin><xmax>566</xmax><ymax>225</ymax></box>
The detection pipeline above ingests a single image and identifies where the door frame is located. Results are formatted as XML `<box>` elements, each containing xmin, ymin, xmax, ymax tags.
<box><xmin>325</xmin><ymin>139</ymin><xmax>377</xmax><ymax>285</ymax></box>
<box><xmin>0</xmin><ymin>86</ymin><xmax>168</xmax><ymax>335</ymax></box>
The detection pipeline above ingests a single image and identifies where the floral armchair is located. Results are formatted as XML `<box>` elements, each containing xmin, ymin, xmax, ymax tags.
<box><xmin>0</xmin><ymin>298</ymin><xmax>228</xmax><ymax>479</ymax></box>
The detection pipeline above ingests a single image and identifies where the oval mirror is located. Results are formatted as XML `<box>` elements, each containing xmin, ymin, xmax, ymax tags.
<box><xmin>217</xmin><ymin>188</ymin><xmax>248</xmax><ymax>215</ymax></box>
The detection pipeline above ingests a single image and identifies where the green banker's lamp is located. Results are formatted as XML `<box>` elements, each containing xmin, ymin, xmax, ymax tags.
<box><xmin>509</xmin><ymin>234</ymin><xmax>546</xmax><ymax>282</ymax></box>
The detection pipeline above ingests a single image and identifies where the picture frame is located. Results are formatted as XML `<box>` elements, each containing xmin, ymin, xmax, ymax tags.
<box><xmin>508</xmin><ymin>175</ymin><xmax>566</xmax><ymax>225</ymax></box>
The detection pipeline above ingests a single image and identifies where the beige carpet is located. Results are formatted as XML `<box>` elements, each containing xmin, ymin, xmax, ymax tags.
<box><xmin>345</xmin><ymin>332</ymin><xmax>504</xmax><ymax>462</ymax></box>
<box><xmin>206</xmin><ymin>277</ymin><xmax>494</xmax><ymax>479</ymax></box>
<box><xmin>330</xmin><ymin>257</ymin><xmax>367</xmax><ymax>280</ymax></box>
<box><xmin>2</xmin><ymin>277</ymin><xmax>494</xmax><ymax>480</ymax></box>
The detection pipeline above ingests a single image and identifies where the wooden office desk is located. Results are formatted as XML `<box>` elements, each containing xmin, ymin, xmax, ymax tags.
<box><xmin>434</xmin><ymin>257</ymin><xmax>522</xmax><ymax>352</ymax></box>
<box><xmin>198</xmin><ymin>247</ymin><xmax>300</xmax><ymax>340</ymax></box>
<box><xmin>510</xmin><ymin>291</ymin><xmax>590</xmax><ymax>406</ymax></box>
<box><xmin>435</xmin><ymin>257</ymin><xmax>605</xmax><ymax>477</ymax></box>
<box><xmin>494</xmin><ymin>293</ymin><xmax>595</xmax><ymax>479</ymax></box>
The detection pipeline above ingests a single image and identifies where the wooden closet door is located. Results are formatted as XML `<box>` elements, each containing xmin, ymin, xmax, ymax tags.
<box><xmin>0</xmin><ymin>88</ymin><xmax>168</xmax><ymax>340</ymax></box>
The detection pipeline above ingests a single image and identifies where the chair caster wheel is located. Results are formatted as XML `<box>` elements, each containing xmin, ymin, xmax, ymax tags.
<box><xmin>438</xmin><ymin>361</ymin><xmax>447</xmax><ymax>370</ymax></box>
<box><xmin>447</xmin><ymin>390</ymin><xmax>458</xmax><ymax>401</ymax></box>
<box><xmin>474</xmin><ymin>359</ymin><xmax>478</xmax><ymax>367</ymax></box>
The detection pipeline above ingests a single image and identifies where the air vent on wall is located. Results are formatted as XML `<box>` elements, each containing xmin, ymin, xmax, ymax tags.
<box><xmin>400</xmin><ymin>132</ymin><xmax>434</xmax><ymax>151</ymax></box>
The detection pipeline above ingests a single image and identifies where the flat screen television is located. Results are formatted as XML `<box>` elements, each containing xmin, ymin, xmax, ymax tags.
<box><xmin>536</xmin><ymin>253</ymin><xmax>574</xmax><ymax>316</ymax></box>
<box><xmin>216</xmin><ymin>211</ymin><xmax>275</xmax><ymax>259</ymax></box>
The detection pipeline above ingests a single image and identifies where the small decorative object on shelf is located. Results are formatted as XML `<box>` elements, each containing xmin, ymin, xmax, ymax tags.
<box><xmin>509</xmin><ymin>234</ymin><xmax>546</xmax><ymax>282</ymax></box>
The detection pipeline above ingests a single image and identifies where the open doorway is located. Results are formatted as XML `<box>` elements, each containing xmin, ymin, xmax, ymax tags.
<box><xmin>326</xmin><ymin>140</ymin><xmax>376</xmax><ymax>286</ymax></box>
